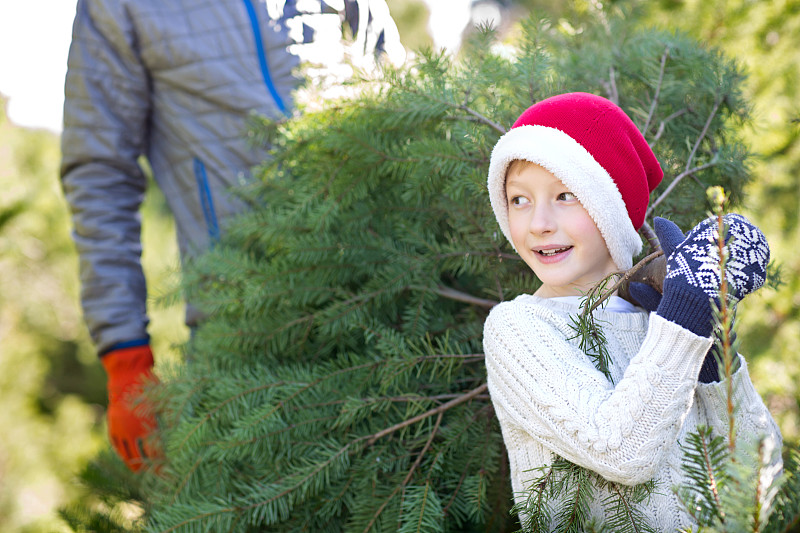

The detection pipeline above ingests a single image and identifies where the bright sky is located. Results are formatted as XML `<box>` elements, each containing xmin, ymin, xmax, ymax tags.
<box><xmin>0</xmin><ymin>0</ymin><xmax>78</xmax><ymax>133</ymax></box>
<box><xmin>0</xmin><ymin>1</ymin><xmax>500</xmax><ymax>133</ymax></box>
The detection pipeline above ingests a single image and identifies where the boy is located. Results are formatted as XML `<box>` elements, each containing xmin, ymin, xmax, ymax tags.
<box><xmin>483</xmin><ymin>92</ymin><xmax>781</xmax><ymax>530</ymax></box>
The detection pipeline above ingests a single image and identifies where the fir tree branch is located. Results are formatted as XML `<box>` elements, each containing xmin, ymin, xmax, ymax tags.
<box><xmin>212</xmin><ymin>413</ymin><xmax>340</xmax><ymax>449</ymax></box>
<box><xmin>640</xmin><ymin>220</ymin><xmax>660</xmax><ymax>253</ymax></box>
<box><xmin>649</xmin><ymin>107</ymin><xmax>690</xmax><ymax>147</ymax></box>
<box><xmin>647</xmin><ymin>97</ymin><xmax>722</xmax><ymax>213</ymax></box>
<box><xmin>700</xmin><ymin>428</ymin><xmax>724</xmax><ymax>514</ymax></box>
<box><xmin>528</xmin><ymin>465</ymin><xmax>555</xmax><ymax>531</ymax></box>
<box><xmin>366</xmin><ymin>384</ymin><xmax>488</xmax><ymax>446</ymax></box>
<box><xmin>415</xmin><ymin>353</ymin><xmax>485</xmax><ymax>361</ymax></box>
<box><xmin>176</xmin><ymin>380</ymin><xmax>294</xmax><ymax>451</ymax></box>
<box><xmin>610</xmin><ymin>484</ymin><xmax>644</xmax><ymax>533</ymax></box>
<box><xmin>430</xmin><ymin>284</ymin><xmax>498</xmax><ymax>308</ymax></box>
<box><xmin>404</xmin><ymin>412</ymin><xmax>443</xmax><ymax>487</ymax></box>
<box><xmin>231</xmin><ymin>362</ymin><xmax>381</xmax><ymax>434</ymax></box>
<box><xmin>159</xmin><ymin>508</ymin><xmax>238</xmax><ymax>533</ymax></box>
<box><xmin>642</xmin><ymin>46</ymin><xmax>671</xmax><ymax>136</ymax></box>
<box><xmin>364</xmin><ymin>484</ymin><xmax>403</xmax><ymax>533</ymax></box>
<box><xmin>336</xmin><ymin>128</ymin><xmax>415</xmax><ymax>164</ymax></box>
<box><xmin>607</xmin><ymin>66</ymin><xmax>620</xmax><ymax>105</ymax></box>
<box><xmin>400</xmin><ymin>84</ymin><xmax>507</xmax><ymax>134</ymax></box>
<box><xmin>362</xmin><ymin>412</ymin><xmax>447</xmax><ymax>533</ymax></box>
<box><xmin>686</xmin><ymin>98</ymin><xmax>722</xmax><ymax>175</ymax></box>
<box><xmin>708</xmin><ymin>187</ymin><xmax>737</xmax><ymax>454</ymax></box>
<box><xmin>585</xmin><ymin>250</ymin><xmax>664</xmax><ymax>315</ymax></box>
<box><xmin>563</xmin><ymin>465</ymin><xmax>593</xmax><ymax>532</ymax></box>
<box><xmin>434</xmin><ymin>250</ymin><xmax>520</xmax><ymax>261</ymax></box>
<box><xmin>394</xmin><ymin>413</ymin><xmax>444</xmax><ymax>532</ymax></box>
<box><xmin>441</xmin><ymin>411</ymin><xmax>493</xmax><ymax>519</ymax></box>
<box><xmin>240</xmin><ymin>441</ymin><xmax>356</xmax><ymax>513</ymax></box>
<box><xmin>171</xmin><ymin>455</ymin><xmax>206</xmax><ymax>504</ymax></box>
<box><xmin>458</xmin><ymin>104</ymin><xmax>507</xmax><ymax>135</ymax></box>
<box><xmin>268</xmin><ymin>391</ymin><xmax>491</xmax><ymax>421</ymax></box>
<box><xmin>646</xmin><ymin>161</ymin><xmax>718</xmax><ymax>216</ymax></box>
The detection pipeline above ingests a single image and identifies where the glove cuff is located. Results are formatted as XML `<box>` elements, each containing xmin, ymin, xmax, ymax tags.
<box><xmin>697</xmin><ymin>353</ymin><xmax>720</xmax><ymax>383</ymax></box>
<box><xmin>656</xmin><ymin>279</ymin><xmax>714</xmax><ymax>338</ymax></box>
<box><xmin>101</xmin><ymin>344</ymin><xmax>155</xmax><ymax>397</ymax></box>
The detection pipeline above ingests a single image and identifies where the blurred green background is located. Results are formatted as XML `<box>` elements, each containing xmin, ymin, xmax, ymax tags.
<box><xmin>0</xmin><ymin>0</ymin><xmax>798</xmax><ymax>530</ymax></box>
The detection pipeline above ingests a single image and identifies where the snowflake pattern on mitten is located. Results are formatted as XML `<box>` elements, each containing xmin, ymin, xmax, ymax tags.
<box><xmin>664</xmin><ymin>213</ymin><xmax>770</xmax><ymax>303</ymax></box>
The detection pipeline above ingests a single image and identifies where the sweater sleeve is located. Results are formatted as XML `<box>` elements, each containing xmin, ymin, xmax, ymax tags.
<box><xmin>694</xmin><ymin>355</ymin><xmax>783</xmax><ymax>459</ymax></box>
<box><xmin>484</xmin><ymin>301</ymin><xmax>713</xmax><ymax>485</ymax></box>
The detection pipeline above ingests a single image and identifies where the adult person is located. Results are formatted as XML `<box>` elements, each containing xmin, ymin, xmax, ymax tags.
<box><xmin>60</xmin><ymin>0</ymin><xmax>404</xmax><ymax>471</ymax></box>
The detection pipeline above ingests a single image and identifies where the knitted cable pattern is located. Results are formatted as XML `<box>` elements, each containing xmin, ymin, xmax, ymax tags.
<box><xmin>484</xmin><ymin>295</ymin><xmax>781</xmax><ymax>531</ymax></box>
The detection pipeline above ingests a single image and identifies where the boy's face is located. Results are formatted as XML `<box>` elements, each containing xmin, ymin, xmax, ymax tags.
<box><xmin>505</xmin><ymin>162</ymin><xmax>617</xmax><ymax>298</ymax></box>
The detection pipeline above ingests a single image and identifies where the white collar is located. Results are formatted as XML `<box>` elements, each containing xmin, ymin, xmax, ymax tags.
<box><xmin>547</xmin><ymin>295</ymin><xmax>641</xmax><ymax>313</ymax></box>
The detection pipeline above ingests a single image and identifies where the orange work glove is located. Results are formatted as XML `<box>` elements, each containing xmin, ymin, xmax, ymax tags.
<box><xmin>101</xmin><ymin>344</ymin><xmax>162</xmax><ymax>472</ymax></box>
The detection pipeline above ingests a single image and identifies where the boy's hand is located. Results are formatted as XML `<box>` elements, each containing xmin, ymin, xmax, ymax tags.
<box><xmin>654</xmin><ymin>214</ymin><xmax>769</xmax><ymax>338</ymax></box>
<box><xmin>659</xmin><ymin>214</ymin><xmax>769</xmax><ymax>304</ymax></box>
<box><xmin>101</xmin><ymin>344</ymin><xmax>162</xmax><ymax>472</ymax></box>
<box><xmin>627</xmin><ymin>282</ymin><xmax>662</xmax><ymax>312</ymax></box>
<box><xmin>629</xmin><ymin>280</ymin><xmax>737</xmax><ymax>383</ymax></box>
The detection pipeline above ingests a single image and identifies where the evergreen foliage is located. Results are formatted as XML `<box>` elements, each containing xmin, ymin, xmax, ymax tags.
<box><xmin>139</xmin><ymin>8</ymin><xmax>767</xmax><ymax>532</ymax></box>
<box><xmin>675</xmin><ymin>424</ymin><xmax>786</xmax><ymax>532</ymax></box>
<box><xmin>59</xmin><ymin>450</ymin><xmax>148</xmax><ymax>532</ymax></box>
<box><xmin>513</xmin><ymin>456</ymin><xmax>658</xmax><ymax>533</ymax></box>
<box><xmin>670</xmin><ymin>192</ymin><xmax>798</xmax><ymax>533</ymax></box>
<box><xmin>80</xmin><ymin>6</ymin><xmax>797</xmax><ymax>532</ymax></box>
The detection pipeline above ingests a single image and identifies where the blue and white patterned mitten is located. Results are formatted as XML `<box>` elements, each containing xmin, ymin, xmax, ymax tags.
<box><xmin>655</xmin><ymin>214</ymin><xmax>770</xmax><ymax>337</ymax></box>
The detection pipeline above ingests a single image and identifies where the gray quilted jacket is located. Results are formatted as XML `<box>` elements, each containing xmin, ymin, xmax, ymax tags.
<box><xmin>60</xmin><ymin>0</ymin><xmax>403</xmax><ymax>354</ymax></box>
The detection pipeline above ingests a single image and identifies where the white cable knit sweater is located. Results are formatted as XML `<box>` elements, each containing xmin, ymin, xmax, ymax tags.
<box><xmin>484</xmin><ymin>294</ymin><xmax>782</xmax><ymax>531</ymax></box>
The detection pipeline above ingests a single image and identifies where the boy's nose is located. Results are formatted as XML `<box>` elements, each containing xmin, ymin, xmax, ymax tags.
<box><xmin>529</xmin><ymin>206</ymin><xmax>556</xmax><ymax>234</ymax></box>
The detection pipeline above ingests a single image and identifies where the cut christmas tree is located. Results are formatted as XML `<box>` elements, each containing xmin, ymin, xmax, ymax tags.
<box><xmin>72</xmin><ymin>6</ymin><xmax>800</xmax><ymax>533</ymax></box>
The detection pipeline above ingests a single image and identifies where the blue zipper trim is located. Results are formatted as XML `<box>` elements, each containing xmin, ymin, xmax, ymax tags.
<box><xmin>194</xmin><ymin>158</ymin><xmax>221</xmax><ymax>244</ymax></box>
<box><xmin>242</xmin><ymin>0</ymin><xmax>288</xmax><ymax>115</ymax></box>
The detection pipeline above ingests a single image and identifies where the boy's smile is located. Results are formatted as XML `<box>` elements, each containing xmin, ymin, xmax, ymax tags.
<box><xmin>505</xmin><ymin>161</ymin><xmax>618</xmax><ymax>298</ymax></box>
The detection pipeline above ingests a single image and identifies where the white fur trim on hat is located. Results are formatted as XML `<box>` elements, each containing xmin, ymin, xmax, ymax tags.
<box><xmin>487</xmin><ymin>125</ymin><xmax>642</xmax><ymax>270</ymax></box>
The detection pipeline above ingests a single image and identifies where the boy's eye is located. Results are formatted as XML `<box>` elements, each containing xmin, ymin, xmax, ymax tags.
<box><xmin>509</xmin><ymin>195</ymin><xmax>529</xmax><ymax>206</ymax></box>
<box><xmin>558</xmin><ymin>192</ymin><xmax>577</xmax><ymax>201</ymax></box>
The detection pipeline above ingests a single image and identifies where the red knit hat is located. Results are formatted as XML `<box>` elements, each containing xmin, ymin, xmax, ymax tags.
<box><xmin>487</xmin><ymin>92</ymin><xmax>663</xmax><ymax>270</ymax></box>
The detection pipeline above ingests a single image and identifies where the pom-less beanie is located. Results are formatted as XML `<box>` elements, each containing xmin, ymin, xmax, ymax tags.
<box><xmin>487</xmin><ymin>92</ymin><xmax>663</xmax><ymax>270</ymax></box>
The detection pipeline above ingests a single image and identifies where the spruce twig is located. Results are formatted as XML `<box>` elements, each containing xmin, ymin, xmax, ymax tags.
<box><xmin>649</xmin><ymin>107</ymin><xmax>689</xmax><ymax>147</ymax></box>
<box><xmin>700</xmin><ymin>427</ymin><xmax>724</xmax><ymax>513</ymax></box>
<box><xmin>642</xmin><ymin>46</ymin><xmax>671</xmax><ymax>136</ymax></box>
<box><xmin>647</xmin><ymin>161</ymin><xmax>719</xmax><ymax>215</ymax></box>
<box><xmin>401</xmin><ymin>84</ymin><xmax>508</xmax><ymax>134</ymax></box>
<box><xmin>640</xmin><ymin>220</ymin><xmax>660</xmax><ymax>252</ymax></box>
<box><xmin>647</xmin><ymin>96</ymin><xmax>723</xmax><ymax>216</ymax></box>
<box><xmin>567</xmin><ymin>250</ymin><xmax>664</xmax><ymax>382</ymax></box>
<box><xmin>606</xmin><ymin>66</ymin><xmax>620</xmax><ymax>105</ymax></box>
<box><xmin>586</xmin><ymin>250</ymin><xmax>664</xmax><ymax>314</ymax></box>
<box><xmin>398</xmin><ymin>412</ymin><xmax>444</xmax><ymax>511</ymax></box>
<box><xmin>707</xmin><ymin>185</ymin><xmax>737</xmax><ymax>453</ymax></box>
<box><xmin>430</xmin><ymin>284</ymin><xmax>498</xmax><ymax>308</ymax></box>
<box><xmin>366</xmin><ymin>384</ymin><xmax>488</xmax><ymax>446</ymax></box>
<box><xmin>458</xmin><ymin>103</ymin><xmax>508</xmax><ymax>135</ymax></box>
<box><xmin>686</xmin><ymin>98</ymin><xmax>723</xmax><ymax>174</ymax></box>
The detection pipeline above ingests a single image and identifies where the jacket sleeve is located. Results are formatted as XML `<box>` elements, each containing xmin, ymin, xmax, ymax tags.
<box><xmin>60</xmin><ymin>0</ymin><xmax>151</xmax><ymax>355</ymax></box>
<box><xmin>484</xmin><ymin>304</ymin><xmax>712</xmax><ymax>485</ymax></box>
